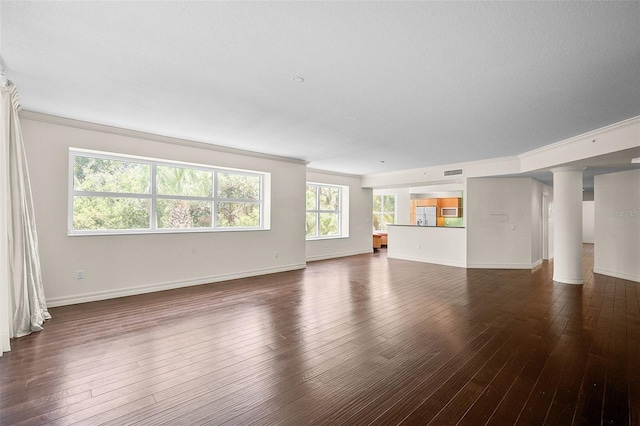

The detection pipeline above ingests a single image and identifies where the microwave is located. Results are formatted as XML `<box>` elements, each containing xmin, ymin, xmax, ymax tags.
<box><xmin>441</xmin><ymin>207</ymin><xmax>459</xmax><ymax>217</ymax></box>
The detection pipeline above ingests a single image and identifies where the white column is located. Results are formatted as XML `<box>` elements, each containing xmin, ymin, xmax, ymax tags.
<box><xmin>552</xmin><ymin>167</ymin><xmax>585</xmax><ymax>284</ymax></box>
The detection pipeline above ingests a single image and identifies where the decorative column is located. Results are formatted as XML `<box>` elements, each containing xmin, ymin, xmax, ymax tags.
<box><xmin>551</xmin><ymin>167</ymin><xmax>586</xmax><ymax>284</ymax></box>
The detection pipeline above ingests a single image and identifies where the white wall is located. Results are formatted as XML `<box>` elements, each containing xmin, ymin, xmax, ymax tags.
<box><xmin>467</xmin><ymin>178</ymin><xmax>544</xmax><ymax>268</ymax></box>
<box><xmin>594</xmin><ymin>170</ymin><xmax>640</xmax><ymax>282</ymax></box>
<box><xmin>530</xmin><ymin>179</ymin><xmax>546</xmax><ymax>266</ymax></box>
<box><xmin>387</xmin><ymin>226</ymin><xmax>467</xmax><ymax>268</ymax></box>
<box><xmin>583</xmin><ymin>201</ymin><xmax>595</xmax><ymax>243</ymax></box>
<box><xmin>22</xmin><ymin>116</ymin><xmax>308</xmax><ymax>306</ymax></box>
<box><xmin>545</xmin><ymin>191</ymin><xmax>554</xmax><ymax>260</ymax></box>
<box><xmin>305</xmin><ymin>169</ymin><xmax>372</xmax><ymax>262</ymax></box>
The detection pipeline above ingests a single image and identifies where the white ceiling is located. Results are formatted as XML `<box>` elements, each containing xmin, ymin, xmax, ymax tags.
<box><xmin>2</xmin><ymin>1</ymin><xmax>639</xmax><ymax>175</ymax></box>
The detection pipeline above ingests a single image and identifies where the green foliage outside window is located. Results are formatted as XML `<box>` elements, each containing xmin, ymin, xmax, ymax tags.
<box><xmin>319</xmin><ymin>212</ymin><xmax>339</xmax><ymax>236</ymax></box>
<box><xmin>73</xmin><ymin>196</ymin><xmax>150</xmax><ymax>230</ymax></box>
<box><xmin>217</xmin><ymin>173</ymin><xmax>260</xmax><ymax>200</ymax></box>
<box><xmin>217</xmin><ymin>202</ymin><xmax>260</xmax><ymax>227</ymax></box>
<box><xmin>305</xmin><ymin>186</ymin><xmax>317</xmax><ymax>210</ymax></box>
<box><xmin>71</xmin><ymin>152</ymin><xmax>264</xmax><ymax>233</ymax></box>
<box><xmin>216</xmin><ymin>173</ymin><xmax>261</xmax><ymax>227</ymax></box>
<box><xmin>373</xmin><ymin>194</ymin><xmax>395</xmax><ymax>231</ymax></box>
<box><xmin>156</xmin><ymin>166</ymin><xmax>212</xmax><ymax>197</ymax></box>
<box><xmin>74</xmin><ymin>156</ymin><xmax>151</xmax><ymax>194</ymax></box>
<box><xmin>73</xmin><ymin>156</ymin><xmax>151</xmax><ymax>230</ymax></box>
<box><xmin>156</xmin><ymin>199</ymin><xmax>212</xmax><ymax>228</ymax></box>
<box><xmin>155</xmin><ymin>166</ymin><xmax>213</xmax><ymax>228</ymax></box>
<box><xmin>306</xmin><ymin>184</ymin><xmax>341</xmax><ymax>238</ymax></box>
<box><xmin>305</xmin><ymin>212</ymin><xmax>317</xmax><ymax>238</ymax></box>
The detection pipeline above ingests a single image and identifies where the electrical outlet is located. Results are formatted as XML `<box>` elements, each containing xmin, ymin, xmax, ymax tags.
<box><xmin>76</xmin><ymin>270</ymin><xmax>84</xmax><ymax>279</ymax></box>
<box><xmin>274</xmin><ymin>251</ymin><xmax>279</xmax><ymax>258</ymax></box>
<box><xmin>417</xmin><ymin>244</ymin><xmax>421</xmax><ymax>249</ymax></box>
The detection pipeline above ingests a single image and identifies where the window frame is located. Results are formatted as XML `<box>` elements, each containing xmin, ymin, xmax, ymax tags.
<box><xmin>372</xmin><ymin>194</ymin><xmax>396</xmax><ymax>231</ymax></box>
<box><xmin>305</xmin><ymin>182</ymin><xmax>348</xmax><ymax>240</ymax></box>
<box><xmin>68</xmin><ymin>148</ymin><xmax>270</xmax><ymax>236</ymax></box>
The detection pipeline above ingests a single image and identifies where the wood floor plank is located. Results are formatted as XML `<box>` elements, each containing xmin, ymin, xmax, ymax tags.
<box><xmin>0</xmin><ymin>244</ymin><xmax>637</xmax><ymax>425</ymax></box>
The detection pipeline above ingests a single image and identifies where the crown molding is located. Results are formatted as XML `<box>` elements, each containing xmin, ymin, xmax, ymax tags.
<box><xmin>524</xmin><ymin>115</ymin><xmax>640</xmax><ymax>157</ymax></box>
<box><xmin>306</xmin><ymin>167</ymin><xmax>362</xmax><ymax>179</ymax></box>
<box><xmin>519</xmin><ymin>115</ymin><xmax>640</xmax><ymax>168</ymax></box>
<box><xmin>19</xmin><ymin>110</ymin><xmax>310</xmax><ymax>166</ymax></box>
<box><xmin>364</xmin><ymin>116</ymin><xmax>639</xmax><ymax>188</ymax></box>
<box><xmin>549</xmin><ymin>166</ymin><xmax>587</xmax><ymax>173</ymax></box>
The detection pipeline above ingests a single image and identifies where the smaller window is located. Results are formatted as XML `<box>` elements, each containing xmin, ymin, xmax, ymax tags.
<box><xmin>373</xmin><ymin>194</ymin><xmax>396</xmax><ymax>231</ymax></box>
<box><xmin>306</xmin><ymin>183</ymin><xmax>348</xmax><ymax>239</ymax></box>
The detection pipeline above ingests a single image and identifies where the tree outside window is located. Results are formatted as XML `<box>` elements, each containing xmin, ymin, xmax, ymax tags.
<box><xmin>306</xmin><ymin>183</ymin><xmax>341</xmax><ymax>238</ymax></box>
<box><xmin>373</xmin><ymin>194</ymin><xmax>395</xmax><ymax>231</ymax></box>
<box><xmin>70</xmin><ymin>150</ymin><xmax>266</xmax><ymax>234</ymax></box>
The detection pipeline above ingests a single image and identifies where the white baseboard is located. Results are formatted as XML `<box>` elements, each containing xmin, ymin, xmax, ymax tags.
<box><xmin>593</xmin><ymin>268</ymin><xmax>640</xmax><ymax>283</ymax></box>
<box><xmin>0</xmin><ymin>332</ymin><xmax>11</xmax><ymax>355</ymax></box>
<box><xmin>306</xmin><ymin>249</ymin><xmax>373</xmax><ymax>262</ymax></box>
<box><xmin>553</xmin><ymin>276</ymin><xmax>584</xmax><ymax>285</ymax></box>
<box><xmin>46</xmin><ymin>263</ymin><xmax>307</xmax><ymax>307</ymax></box>
<box><xmin>387</xmin><ymin>254</ymin><xmax>467</xmax><ymax>269</ymax></box>
<box><xmin>467</xmin><ymin>262</ymin><xmax>539</xmax><ymax>269</ymax></box>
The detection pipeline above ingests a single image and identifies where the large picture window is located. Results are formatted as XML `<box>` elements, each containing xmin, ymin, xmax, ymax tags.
<box><xmin>306</xmin><ymin>183</ymin><xmax>347</xmax><ymax>239</ymax></box>
<box><xmin>373</xmin><ymin>194</ymin><xmax>395</xmax><ymax>231</ymax></box>
<box><xmin>69</xmin><ymin>149</ymin><xmax>269</xmax><ymax>235</ymax></box>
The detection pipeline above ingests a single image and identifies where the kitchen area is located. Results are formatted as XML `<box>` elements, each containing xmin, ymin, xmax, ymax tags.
<box><xmin>411</xmin><ymin>192</ymin><xmax>464</xmax><ymax>228</ymax></box>
<box><xmin>380</xmin><ymin>188</ymin><xmax>467</xmax><ymax>268</ymax></box>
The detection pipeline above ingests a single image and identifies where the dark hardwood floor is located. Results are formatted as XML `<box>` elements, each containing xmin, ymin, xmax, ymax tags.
<box><xmin>1</xmin><ymin>244</ymin><xmax>638</xmax><ymax>425</ymax></box>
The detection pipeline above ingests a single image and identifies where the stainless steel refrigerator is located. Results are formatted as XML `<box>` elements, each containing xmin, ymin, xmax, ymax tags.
<box><xmin>416</xmin><ymin>206</ymin><xmax>437</xmax><ymax>226</ymax></box>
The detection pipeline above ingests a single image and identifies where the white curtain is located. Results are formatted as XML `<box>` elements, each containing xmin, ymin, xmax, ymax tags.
<box><xmin>0</xmin><ymin>83</ymin><xmax>10</xmax><ymax>355</ymax></box>
<box><xmin>1</xmin><ymin>82</ymin><xmax>50</xmax><ymax>355</ymax></box>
